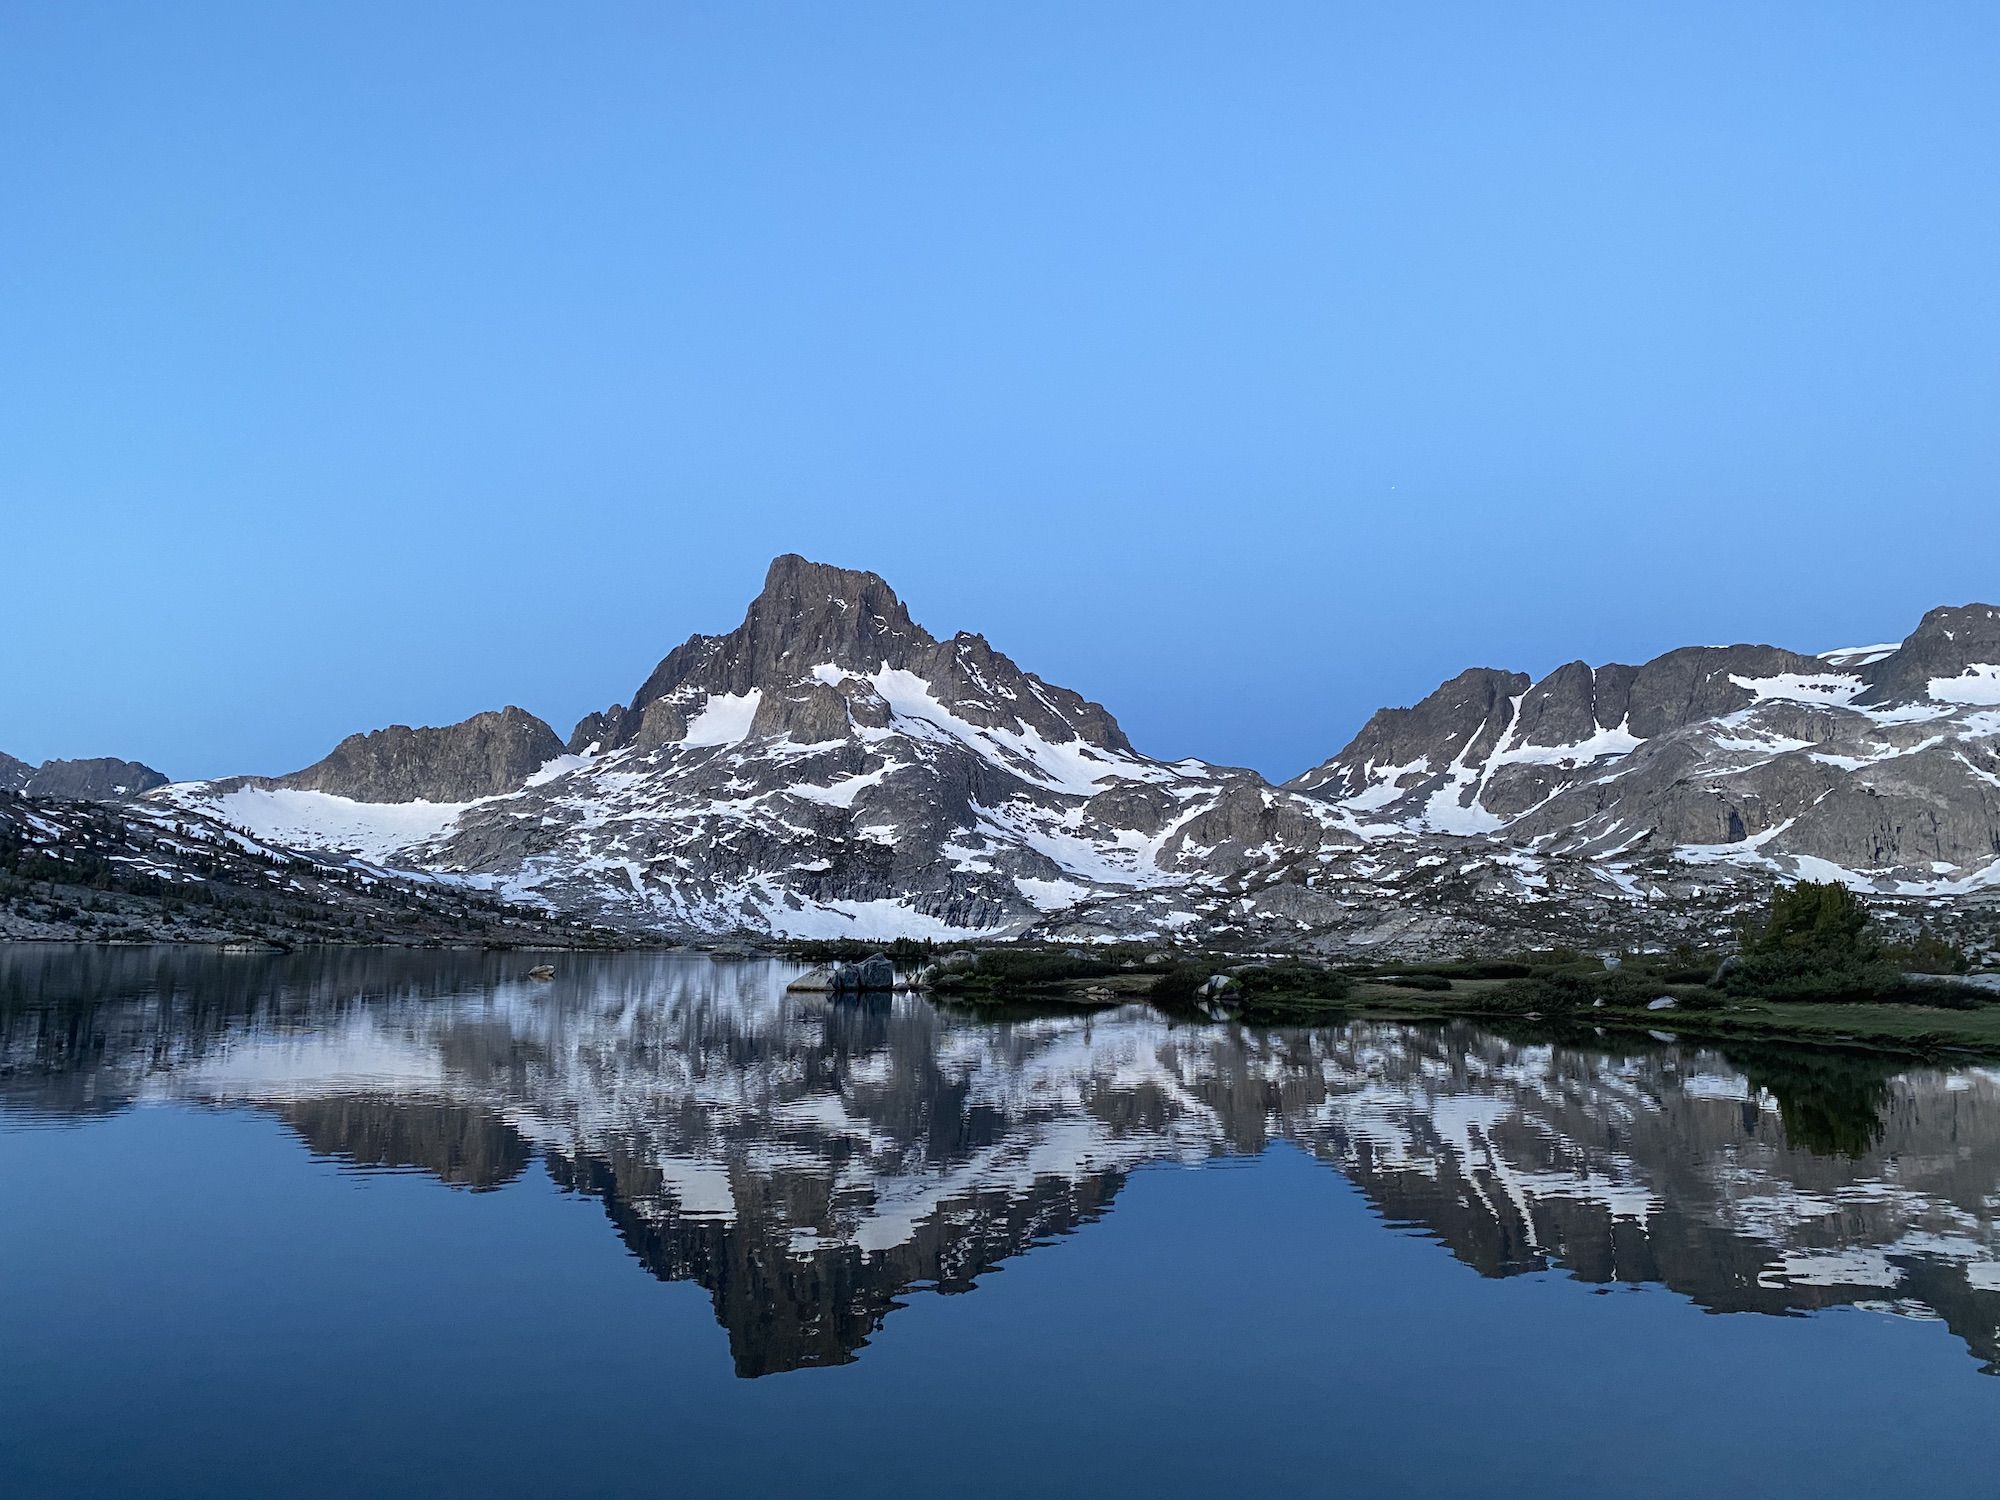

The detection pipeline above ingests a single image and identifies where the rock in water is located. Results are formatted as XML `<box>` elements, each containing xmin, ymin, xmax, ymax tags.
<box><xmin>831</xmin><ymin>954</ymin><xmax>896</xmax><ymax>992</ymax></box>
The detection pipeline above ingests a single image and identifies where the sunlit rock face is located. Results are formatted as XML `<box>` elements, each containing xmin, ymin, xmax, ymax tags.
<box><xmin>6</xmin><ymin>948</ymin><xmax>1997</xmax><ymax>1377</ymax></box>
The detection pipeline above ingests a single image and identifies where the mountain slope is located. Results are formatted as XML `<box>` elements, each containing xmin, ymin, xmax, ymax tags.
<box><xmin>144</xmin><ymin>565</ymin><xmax>2000</xmax><ymax>948</ymax></box>
<box><xmin>163</xmin><ymin>556</ymin><xmax>1354</xmax><ymax>939</ymax></box>
<box><xmin>1290</xmin><ymin>603</ymin><xmax>2000</xmax><ymax>898</ymax></box>
<box><xmin>268</xmin><ymin>706</ymin><xmax>563</xmax><ymax>803</ymax></box>
<box><xmin>0</xmin><ymin>754</ymin><xmax>169</xmax><ymax>801</ymax></box>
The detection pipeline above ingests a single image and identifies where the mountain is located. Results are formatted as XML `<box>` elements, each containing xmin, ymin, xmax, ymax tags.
<box><xmin>132</xmin><ymin>563</ymin><xmax>2000</xmax><ymax>950</ymax></box>
<box><xmin>228</xmin><ymin>706</ymin><xmax>565</xmax><ymax>804</ymax></box>
<box><xmin>163</xmin><ymin>555</ymin><xmax>1351</xmax><ymax>940</ymax></box>
<box><xmin>0</xmin><ymin>787</ymin><xmax>618</xmax><ymax>947</ymax></box>
<box><xmin>1290</xmin><ymin>603</ymin><xmax>2000</xmax><ymax>900</ymax></box>
<box><xmin>0</xmin><ymin>754</ymin><xmax>169</xmax><ymax>801</ymax></box>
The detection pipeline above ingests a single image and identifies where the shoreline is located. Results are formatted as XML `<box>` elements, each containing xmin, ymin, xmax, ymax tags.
<box><xmin>7</xmin><ymin>936</ymin><xmax>1998</xmax><ymax>1060</ymax></box>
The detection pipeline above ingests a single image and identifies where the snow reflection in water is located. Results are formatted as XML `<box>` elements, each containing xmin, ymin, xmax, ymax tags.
<box><xmin>3</xmin><ymin>946</ymin><xmax>1997</xmax><ymax>1377</ymax></box>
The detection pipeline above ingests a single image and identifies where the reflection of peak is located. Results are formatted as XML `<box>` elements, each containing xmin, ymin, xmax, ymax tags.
<box><xmin>547</xmin><ymin>1147</ymin><xmax>1127</xmax><ymax>1377</ymax></box>
<box><xmin>5</xmin><ymin>950</ymin><xmax>2000</xmax><ymax>1379</ymax></box>
<box><xmin>281</xmin><ymin>1097</ymin><xmax>532</xmax><ymax>1192</ymax></box>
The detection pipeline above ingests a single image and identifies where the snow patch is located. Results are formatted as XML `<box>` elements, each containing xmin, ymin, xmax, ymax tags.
<box><xmin>680</xmin><ymin>691</ymin><xmax>764</xmax><ymax>747</ymax></box>
<box><xmin>173</xmin><ymin>785</ymin><xmax>465</xmax><ymax>863</ymax></box>
<box><xmin>1729</xmin><ymin>671</ymin><xmax>1864</xmax><ymax>706</ymax></box>
<box><xmin>1817</xmin><ymin>643</ymin><xmax>1899</xmax><ymax>668</ymax></box>
<box><xmin>1928</xmin><ymin>664</ymin><xmax>2000</xmax><ymax>706</ymax></box>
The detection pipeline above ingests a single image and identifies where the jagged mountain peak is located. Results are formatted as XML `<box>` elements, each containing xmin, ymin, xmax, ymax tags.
<box><xmin>1288</xmin><ymin>667</ymin><xmax>1526</xmax><ymax>802</ymax></box>
<box><xmin>574</xmin><ymin>555</ymin><xmax>1133</xmax><ymax>758</ymax></box>
<box><xmin>727</xmin><ymin>553</ymin><xmax>933</xmax><ymax>679</ymax></box>
<box><xmin>576</xmin><ymin>555</ymin><xmax>933</xmax><ymax>753</ymax></box>
<box><xmin>1285</xmin><ymin>602</ymin><xmax>2000</xmax><ymax>895</ymax></box>
<box><xmin>137</xmin><ymin>588</ymin><xmax>2000</xmax><ymax>946</ymax></box>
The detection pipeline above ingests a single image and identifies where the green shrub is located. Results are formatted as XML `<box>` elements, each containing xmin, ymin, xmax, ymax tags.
<box><xmin>1882</xmin><ymin>927</ymin><xmax>1969</xmax><ymax>976</ymax></box>
<box><xmin>1477</xmin><ymin>972</ymin><xmax>1598</xmax><ymax>1013</ymax></box>
<box><xmin>1457</xmin><ymin>960</ymin><xmax>1533</xmax><ymax>980</ymax></box>
<box><xmin>1235</xmin><ymin>962</ymin><xmax>1353</xmax><ymax>1000</ymax></box>
<box><xmin>1148</xmin><ymin>962</ymin><xmax>1219</xmax><ymax>1012</ymax></box>
<box><xmin>1377</xmin><ymin>973</ymin><xmax>1452</xmax><ymax>992</ymax></box>
<box><xmin>1475</xmin><ymin>967</ymin><xmax>1699</xmax><ymax>1014</ymax></box>
<box><xmin>1720</xmin><ymin>881</ymin><xmax>1929</xmax><ymax>1004</ymax></box>
<box><xmin>1148</xmin><ymin>961</ymin><xmax>1351</xmax><ymax>1019</ymax></box>
<box><xmin>958</xmin><ymin>949</ymin><xmax>1121</xmax><ymax>988</ymax></box>
<box><xmin>1722</xmin><ymin>948</ymin><xmax>1912</xmax><ymax>1004</ymax></box>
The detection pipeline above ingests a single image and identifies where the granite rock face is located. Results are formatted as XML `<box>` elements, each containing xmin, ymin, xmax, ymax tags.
<box><xmin>570</xmin><ymin>555</ymin><xmax>1132</xmax><ymax>758</ymax></box>
<box><xmin>273</xmin><ymin>707</ymin><xmax>565</xmax><ymax>804</ymax></box>
<box><xmin>1291</xmin><ymin>605</ymin><xmax>2000</xmax><ymax>899</ymax></box>
<box><xmin>1859</xmin><ymin>603</ymin><xmax>2000</xmax><ymax>706</ymax></box>
<box><xmin>422</xmin><ymin>557</ymin><xmax>1348</xmax><ymax>935</ymax></box>
<box><xmin>0</xmin><ymin>753</ymin><xmax>30</xmax><ymax>794</ymax></box>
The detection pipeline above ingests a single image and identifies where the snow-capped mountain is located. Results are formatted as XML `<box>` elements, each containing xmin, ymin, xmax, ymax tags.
<box><xmin>161</xmin><ymin>556</ymin><xmax>1355</xmax><ymax>939</ymax></box>
<box><xmin>1289</xmin><ymin>603</ymin><xmax>2000</xmax><ymax>901</ymax></box>
<box><xmin>147</xmin><ymin>562</ymin><xmax>2000</xmax><ymax>947</ymax></box>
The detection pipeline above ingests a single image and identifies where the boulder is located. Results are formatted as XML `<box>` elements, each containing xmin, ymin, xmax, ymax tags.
<box><xmin>832</xmin><ymin>953</ymin><xmax>896</xmax><ymax>992</ymax></box>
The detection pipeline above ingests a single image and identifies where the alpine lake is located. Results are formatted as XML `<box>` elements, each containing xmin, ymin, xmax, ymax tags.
<box><xmin>2</xmin><ymin>946</ymin><xmax>1995</xmax><ymax>1498</ymax></box>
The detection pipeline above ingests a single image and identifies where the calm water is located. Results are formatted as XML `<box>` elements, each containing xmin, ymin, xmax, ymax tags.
<box><xmin>2</xmin><ymin>947</ymin><xmax>1996</xmax><ymax>1497</ymax></box>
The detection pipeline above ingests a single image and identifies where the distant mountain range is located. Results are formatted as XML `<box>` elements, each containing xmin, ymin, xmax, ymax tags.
<box><xmin>0</xmin><ymin>753</ymin><xmax>166</xmax><ymax>801</ymax></box>
<box><xmin>10</xmin><ymin>556</ymin><xmax>1999</xmax><ymax>949</ymax></box>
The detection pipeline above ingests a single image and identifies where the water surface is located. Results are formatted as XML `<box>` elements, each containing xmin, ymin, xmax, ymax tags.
<box><xmin>2</xmin><ymin>946</ymin><xmax>1996</xmax><ymax>1497</ymax></box>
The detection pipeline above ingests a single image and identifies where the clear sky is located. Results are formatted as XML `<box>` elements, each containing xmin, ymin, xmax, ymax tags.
<box><xmin>4</xmin><ymin>2</ymin><xmax>1995</xmax><ymax>782</ymax></box>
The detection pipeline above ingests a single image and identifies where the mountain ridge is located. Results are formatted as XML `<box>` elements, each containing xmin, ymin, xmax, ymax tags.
<box><xmin>91</xmin><ymin>562</ymin><xmax>2000</xmax><ymax>948</ymax></box>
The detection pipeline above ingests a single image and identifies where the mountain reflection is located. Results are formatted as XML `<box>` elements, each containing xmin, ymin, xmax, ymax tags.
<box><xmin>3</xmin><ymin>947</ymin><xmax>1998</xmax><ymax>1377</ymax></box>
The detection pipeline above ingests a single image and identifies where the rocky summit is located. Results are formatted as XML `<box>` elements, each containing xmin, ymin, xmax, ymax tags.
<box><xmin>139</xmin><ymin>562</ymin><xmax>1998</xmax><ymax>952</ymax></box>
<box><xmin>0</xmin><ymin>754</ymin><xmax>169</xmax><ymax>801</ymax></box>
<box><xmin>164</xmin><ymin>555</ymin><xmax>1353</xmax><ymax>939</ymax></box>
<box><xmin>249</xmin><ymin>706</ymin><xmax>564</xmax><ymax>804</ymax></box>
<box><xmin>1288</xmin><ymin>603</ymin><xmax>2000</xmax><ymax>900</ymax></box>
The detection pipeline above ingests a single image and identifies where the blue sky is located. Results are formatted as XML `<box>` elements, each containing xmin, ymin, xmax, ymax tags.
<box><xmin>4</xmin><ymin>2</ymin><xmax>1995</xmax><ymax>781</ymax></box>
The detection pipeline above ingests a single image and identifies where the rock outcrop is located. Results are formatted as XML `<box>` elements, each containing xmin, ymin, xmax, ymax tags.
<box><xmin>20</xmin><ymin>756</ymin><xmax>169</xmax><ymax>801</ymax></box>
<box><xmin>273</xmin><ymin>706</ymin><xmax>565</xmax><ymax>804</ymax></box>
<box><xmin>1290</xmin><ymin>606</ymin><xmax>2000</xmax><ymax>899</ymax></box>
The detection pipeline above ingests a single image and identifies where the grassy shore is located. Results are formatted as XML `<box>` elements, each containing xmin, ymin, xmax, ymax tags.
<box><xmin>1340</xmin><ymin>979</ymin><xmax>2000</xmax><ymax>1058</ymax></box>
<box><xmin>916</xmin><ymin>943</ymin><xmax>2000</xmax><ymax>1059</ymax></box>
